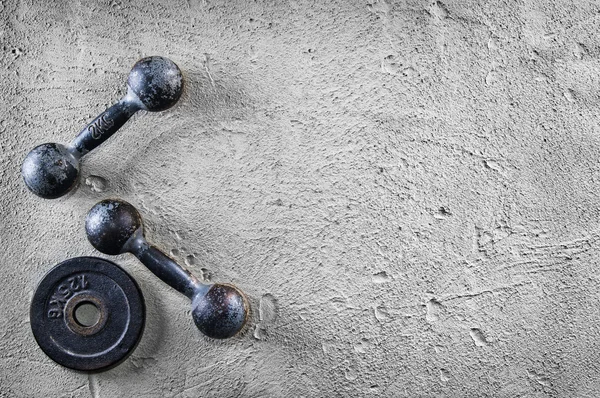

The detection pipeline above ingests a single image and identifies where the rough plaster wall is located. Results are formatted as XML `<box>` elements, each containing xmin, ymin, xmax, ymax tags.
<box><xmin>2</xmin><ymin>0</ymin><xmax>600</xmax><ymax>396</ymax></box>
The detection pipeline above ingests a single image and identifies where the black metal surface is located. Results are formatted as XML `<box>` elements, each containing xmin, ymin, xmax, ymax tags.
<box><xmin>192</xmin><ymin>284</ymin><xmax>249</xmax><ymax>339</ymax></box>
<box><xmin>127</xmin><ymin>56</ymin><xmax>183</xmax><ymax>112</ymax></box>
<box><xmin>86</xmin><ymin>200</ymin><xmax>142</xmax><ymax>255</ymax></box>
<box><xmin>21</xmin><ymin>143</ymin><xmax>79</xmax><ymax>199</ymax></box>
<box><xmin>135</xmin><ymin>245</ymin><xmax>200</xmax><ymax>299</ymax></box>
<box><xmin>69</xmin><ymin>100</ymin><xmax>138</xmax><ymax>156</ymax></box>
<box><xmin>85</xmin><ymin>199</ymin><xmax>249</xmax><ymax>339</ymax></box>
<box><xmin>30</xmin><ymin>257</ymin><xmax>145</xmax><ymax>372</ymax></box>
<box><xmin>22</xmin><ymin>56</ymin><xmax>183</xmax><ymax>199</ymax></box>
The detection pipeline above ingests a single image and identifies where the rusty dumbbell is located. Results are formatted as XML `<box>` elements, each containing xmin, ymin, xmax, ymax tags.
<box><xmin>85</xmin><ymin>199</ymin><xmax>249</xmax><ymax>339</ymax></box>
<box><xmin>22</xmin><ymin>56</ymin><xmax>183</xmax><ymax>199</ymax></box>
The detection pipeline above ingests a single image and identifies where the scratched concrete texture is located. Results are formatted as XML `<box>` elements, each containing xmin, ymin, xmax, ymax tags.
<box><xmin>2</xmin><ymin>0</ymin><xmax>600</xmax><ymax>396</ymax></box>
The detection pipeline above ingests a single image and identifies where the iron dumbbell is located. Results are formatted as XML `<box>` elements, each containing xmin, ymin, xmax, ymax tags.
<box><xmin>85</xmin><ymin>199</ymin><xmax>249</xmax><ymax>339</ymax></box>
<box><xmin>22</xmin><ymin>56</ymin><xmax>183</xmax><ymax>199</ymax></box>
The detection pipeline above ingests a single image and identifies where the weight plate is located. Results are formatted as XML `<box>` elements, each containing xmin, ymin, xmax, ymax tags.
<box><xmin>30</xmin><ymin>257</ymin><xmax>145</xmax><ymax>372</ymax></box>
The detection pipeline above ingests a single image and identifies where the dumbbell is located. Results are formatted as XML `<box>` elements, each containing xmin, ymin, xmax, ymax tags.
<box><xmin>85</xmin><ymin>199</ymin><xmax>248</xmax><ymax>339</ymax></box>
<box><xmin>22</xmin><ymin>56</ymin><xmax>183</xmax><ymax>199</ymax></box>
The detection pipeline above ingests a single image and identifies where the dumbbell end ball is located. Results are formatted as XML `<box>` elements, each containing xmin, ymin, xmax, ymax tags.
<box><xmin>86</xmin><ymin>199</ymin><xmax>142</xmax><ymax>255</ymax></box>
<box><xmin>22</xmin><ymin>143</ymin><xmax>80</xmax><ymax>199</ymax></box>
<box><xmin>127</xmin><ymin>56</ymin><xmax>184</xmax><ymax>112</ymax></box>
<box><xmin>192</xmin><ymin>284</ymin><xmax>249</xmax><ymax>339</ymax></box>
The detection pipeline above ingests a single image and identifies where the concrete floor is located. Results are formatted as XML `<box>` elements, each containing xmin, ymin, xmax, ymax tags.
<box><xmin>2</xmin><ymin>0</ymin><xmax>600</xmax><ymax>396</ymax></box>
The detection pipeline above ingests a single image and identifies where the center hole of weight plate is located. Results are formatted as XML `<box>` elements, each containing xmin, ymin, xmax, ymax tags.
<box><xmin>74</xmin><ymin>301</ymin><xmax>101</xmax><ymax>327</ymax></box>
<box><xmin>64</xmin><ymin>293</ymin><xmax>108</xmax><ymax>336</ymax></box>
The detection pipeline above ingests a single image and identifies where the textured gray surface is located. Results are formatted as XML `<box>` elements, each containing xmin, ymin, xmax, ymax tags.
<box><xmin>2</xmin><ymin>0</ymin><xmax>600</xmax><ymax>396</ymax></box>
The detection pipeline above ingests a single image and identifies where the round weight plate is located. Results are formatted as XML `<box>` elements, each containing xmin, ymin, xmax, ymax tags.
<box><xmin>30</xmin><ymin>257</ymin><xmax>145</xmax><ymax>372</ymax></box>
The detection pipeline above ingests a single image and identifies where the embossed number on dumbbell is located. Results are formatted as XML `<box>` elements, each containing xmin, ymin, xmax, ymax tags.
<box><xmin>21</xmin><ymin>56</ymin><xmax>184</xmax><ymax>199</ymax></box>
<box><xmin>88</xmin><ymin>114</ymin><xmax>115</xmax><ymax>140</ymax></box>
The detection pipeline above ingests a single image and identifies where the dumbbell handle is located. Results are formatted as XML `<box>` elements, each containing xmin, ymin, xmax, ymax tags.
<box><xmin>125</xmin><ymin>231</ymin><xmax>204</xmax><ymax>299</ymax></box>
<box><xmin>69</xmin><ymin>91</ymin><xmax>141</xmax><ymax>158</ymax></box>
